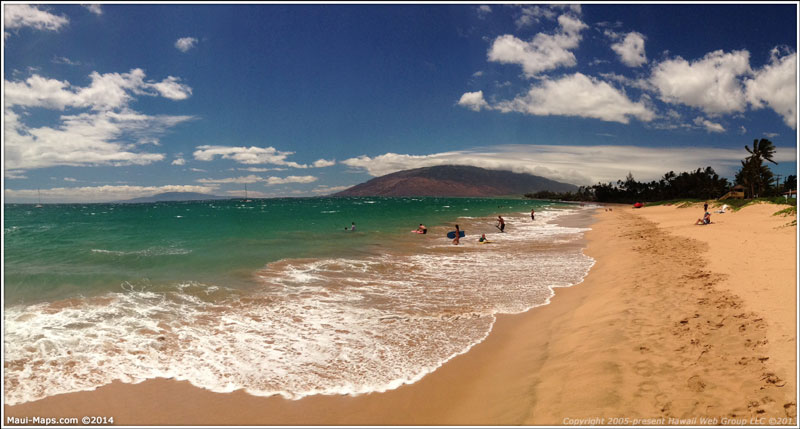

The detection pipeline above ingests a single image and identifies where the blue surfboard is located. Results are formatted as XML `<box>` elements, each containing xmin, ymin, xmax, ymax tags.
<box><xmin>446</xmin><ymin>230</ymin><xmax>466</xmax><ymax>239</ymax></box>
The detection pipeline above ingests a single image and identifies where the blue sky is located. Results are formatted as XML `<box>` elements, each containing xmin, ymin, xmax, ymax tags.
<box><xmin>3</xmin><ymin>2</ymin><xmax>798</xmax><ymax>202</ymax></box>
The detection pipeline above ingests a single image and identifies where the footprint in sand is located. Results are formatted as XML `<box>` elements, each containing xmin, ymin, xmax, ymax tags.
<box><xmin>687</xmin><ymin>375</ymin><xmax>706</xmax><ymax>392</ymax></box>
<box><xmin>634</xmin><ymin>360</ymin><xmax>655</xmax><ymax>377</ymax></box>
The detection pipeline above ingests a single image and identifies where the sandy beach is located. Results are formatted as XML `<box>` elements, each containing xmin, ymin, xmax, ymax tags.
<box><xmin>4</xmin><ymin>202</ymin><xmax>796</xmax><ymax>425</ymax></box>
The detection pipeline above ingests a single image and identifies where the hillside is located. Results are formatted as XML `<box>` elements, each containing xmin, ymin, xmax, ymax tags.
<box><xmin>116</xmin><ymin>192</ymin><xmax>229</xmax><ymax>203</ymax></box>
<box><xmin>334</xmin><ymin>165</ymin><xmax>577</xmax><ymax>197</ymax></box>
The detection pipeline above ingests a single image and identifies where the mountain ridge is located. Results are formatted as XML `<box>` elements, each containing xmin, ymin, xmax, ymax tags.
<box><xmin>334</xmin><ymin>165</ymin><xmax>577</xmax><ymax>197</ymax></box>
<box><xmin>116</xmin><ymin>192</ymin><xmax>230</xmax><ymax>203</ymax></box>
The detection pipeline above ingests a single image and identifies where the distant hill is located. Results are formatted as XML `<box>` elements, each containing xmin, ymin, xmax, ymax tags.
<box><xmin>116</xmin><ymin>192</ymin><xmax>230</xmax><ymax>203</ymax></box>
<box><xmin>334</xmin><ymin>165</ymin><xmax>577</xmax><ymax>197</ymax></box>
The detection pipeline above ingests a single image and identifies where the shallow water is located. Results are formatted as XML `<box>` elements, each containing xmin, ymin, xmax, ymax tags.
<box><xmin>3</xmin><ymin>197</ymin><xmax>595</xmax><ymax>405</ymax></box>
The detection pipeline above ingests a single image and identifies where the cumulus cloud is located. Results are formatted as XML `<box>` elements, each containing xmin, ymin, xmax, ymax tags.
<box><xmin>341</xmin><ymin>145</ymin><xmax>797</xmax><ymax>186</ymax></box>
<box><xmin>744</xmin><ymin>47</ymin><xmax>797</xmax><ymax>129</ymax></box>
<box><xmin>175</xmin><ymin>37</ymin><xmax>198</xmax><ymax>53</ymax></box>
<box><xmin>477</xmin><ymin>5</ymin><xmax>492</xmax><ymax>19</ymax></box>
<box><xmin>693</xmin><ymin>116</ymin><xmax>726</xmax><ymax>133</ymax></box>
<box><xmin>150</xmin><ymin>76</ymin><xmax>193</xmax><ymax>100</ymax></box>
<box><xmin>4</xmin><ymin>69</ymin><xmax>195</xmax><ymax>173</ymax></box>
<box><xmin>489</xmin><ymin>73</ymin><xmax>655</xmax><ymax>124</ymax></box>
<box><xmin>312</xmin><ymin>159</ymin><xmax>336</xmax><ymax>168</ymax></box>
<box><xmin>193</xmin><ymin>145</ymin><xmax>307</xmax><ymax>168</ymax></box>
<box><xmin>4</xmin><ymin>185</ymin><xmax>219</xmax><ymax>204</ymax></box>
<box><xmin>4</xmin><ymin>4</ymin><xmax>69</xmax><ymax>36</ymax></box>
<box><xmin>488</xmin><ymin>14</ymin><xmax>587</xmax><ymax>77</ymax></box>
<box><xmin>610</xmin><ymin>31</ymin><xmax>647</xmax><ymax>67</ymax></box>
<box><xmin>650</xmin><ymin>49</ymin><xmax>752</xmax><ymax>115</ymax></box>
<box><xmin>4</xmin><ymin>69</ymin><xmax>192</xmax><ymax>111</ymax></box>
<box><xmin>457</xmin><ymin>91</ymin><xmax>489</xmax><ymax>111</ymax></box>
<box><xmin>171</xmin><ymin>157</ymin><xmax>186</xmax><ymax>166</ymax></box>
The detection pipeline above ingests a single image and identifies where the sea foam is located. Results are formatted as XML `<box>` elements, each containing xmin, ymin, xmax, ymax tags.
<box><xmin>4</xmin><ymin>206</ymin><xmax>595</xmax><ymax>406</ymax></box>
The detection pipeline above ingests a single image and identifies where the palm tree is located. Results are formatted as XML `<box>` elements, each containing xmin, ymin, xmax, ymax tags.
<box><xmin>740</xmin><ymin>138</ymin><xmax>778</xmax><ymax>198</ymax></box>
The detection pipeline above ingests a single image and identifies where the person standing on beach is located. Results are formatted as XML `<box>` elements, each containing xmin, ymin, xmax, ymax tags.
<box><xmin>453</xmin><ymin>224</ymin><xmax>461</xmax><ymax>245</ymax></box>
<box><xmin>497</xmin><ymin>216</ymin><xmax>505</xmax><ymax>232</ymax></box>
<box><xmin>351</xmin><ymin>222</ymin><xmax>356</xmax><ymax>231</ymax></box>
<box><xmin>531</xmin><ymin>209</ymin><xmax>535</xmax><ymax>221</ymax></box>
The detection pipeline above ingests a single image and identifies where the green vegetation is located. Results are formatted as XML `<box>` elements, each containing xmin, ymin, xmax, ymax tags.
<box><xmin>772</xmin><ymin>205</ymin><xmax>797</xmax><ymax>217</ymax></box>
<box><xmin>526</xmin><ymin>138</ymin><xmax>797</xmax><ymax>205</ymax></box>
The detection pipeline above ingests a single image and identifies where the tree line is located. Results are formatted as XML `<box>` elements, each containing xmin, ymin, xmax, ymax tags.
<box><xmin>526</xmin><ymin>139</ymin><xmax>796</xmax><ymax>204</ymax></box>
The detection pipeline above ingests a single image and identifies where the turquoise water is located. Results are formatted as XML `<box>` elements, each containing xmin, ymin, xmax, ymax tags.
<box><xmin>4</xmin><ymin>197</ymin><xmax>549</xmax><ymax>306</ymax></box>
<box><xmin>3</xmin><ymin>196</ymin><xmax>594</xmax><ymax>406</ymax></box>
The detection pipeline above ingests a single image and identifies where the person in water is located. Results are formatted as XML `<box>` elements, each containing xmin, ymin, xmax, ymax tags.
<box><xmin>497</xmin><ymin>215</ymin><xmax>505</xmax><ymax>232</ymax></box>
<box><xmin>453</xmin><ymin>224</ymin><xmax>461</xmax><ymax>245</ymax></box>
<box><xmin>479</xmin><ymin>233</ymin><xmax>489</xmax><ymax>243</ymax></box>
<box><xmin>417</xmin><ymin>224</ymin><xmax>427</xmax><ymax>234</ymax></box>
<box><xmin>351</xmin><ymin>222</ymin><xmax>356</xmax><ymax>231</ymax></box>
<box><xmin>531</xmin><ymin>209</ymin><xmax>535</xmax><ymax>221</ymax></box>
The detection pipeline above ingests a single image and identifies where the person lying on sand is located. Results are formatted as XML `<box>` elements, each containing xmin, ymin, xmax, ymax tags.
<box><xmin>695</xmin><ymin>212</ymin><xmax>712</xmax><ymax>225</ymax></box>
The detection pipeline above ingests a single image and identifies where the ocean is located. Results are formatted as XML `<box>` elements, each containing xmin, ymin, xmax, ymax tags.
<box><xmin>3</xmin><ymin>196</ymin><xmax>595</xmax><ymax>405</ymax></box>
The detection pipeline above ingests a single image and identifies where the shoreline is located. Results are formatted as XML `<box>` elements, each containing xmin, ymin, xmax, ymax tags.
<box><xmin>4</xmin><ymin>203</ymin><xmax>796</xmax><ymax>425</ymax></box>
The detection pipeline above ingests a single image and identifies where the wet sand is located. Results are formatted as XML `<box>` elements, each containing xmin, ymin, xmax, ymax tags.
<box><xmin>4</xmin><ymin>203</ymin><xmax>796</xmax><ymax>425</ymax></box>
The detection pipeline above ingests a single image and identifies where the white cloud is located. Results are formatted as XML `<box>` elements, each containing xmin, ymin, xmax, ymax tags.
<box><xmin>193</xmin><ymin>145</ymin><xmax>307</xmax><ymax>168</ymax></box>
<box><xmin>264</xmin><ymin>175</ymin><xmax>318</xmax><ymax>185</ymax></box>
<box><xmin>477</xmin><ymin>5</ymin><xmax>492</xmax><ymax>19</ymax></box>
<box><xmin>198</xmin><ymin>175</ymin><xmax>263</xmax><ymax>184</ymax></box>
<box><xmin>83</xmin><ymin>4</ymin><xmax>103</xmax><ymax>15</ymax></box>
<box><xmin>764</xmin><ymin>132</ymin><xmax>779</xmax><ymax>138</ymax></box>
<box><xmin>4</xmin><ymin>108</ymin><xmax>195</xmax><ymax>172</ymax></box>
<box><xmin>610</xmin><ymin>31</ymin><xmax>647</xmax><ymax>67</ymax></box>
<box><xmin>693</xmin><ymin>116</ymin><xmax>726</xmax><ymax>133</ymax></box>
<box><xmin>149</xmin><ymin>76</ymin><xmax>193</xmax><ymax>100</ymax></box>
<box><xmin>52</xmin><ymin>56</ymin><xmax>80</xmax><ymax>66</ymax></box>
<box><xmin>63</xmin><ymin>177</ymin><xmax>78</xmax><ymax>182</ymax></box>
<box><xmin>491</xmin><ymin>73</ymin><xmax>655</xmax><ymax>124</ymax></box>
<box><xmin>457</xmin><ymin>91</ymin><xmax>489</xmax><ymax>112</ymax></box>
<box><xmin>312</xmin><ymin>159</ymin><xmax>336</xmax><ymax>168</ymax></box>
<box><xmin>4</xmin><ymin>69</ymin><xmax>196</xmax><ymax>173</ymax></box>
<box><xmin>488</xmin><ymin>14</ymin><xmax>587</xmax><ymax>78</ymax></box>
<box><xmin>650</xmin><ymin>49</ymin><xmax>752</xmax><ymax>115</ymax></box>
<box><xmin>744</xmin><ymin>48</ymin><xmax>797</xmax><ymax>129</ymax></box>
<box><xmin>171</xmin><ymin>157</ymin><xmax>186</xmax><ymax>166</ymax></box>
<box><xmin>236</xmin><ymin>167</ymin><xmax>288</xmax><ymax>172</ymax></box>
<box><xmin>175</xmin><ymin>37</ymin><xmax>198</xmax><ymax>53</ymax></box>
<box><xmin>4</xmin><ymin>185</ymin><xmax>219</xmax><ymax>204</ymax></box>
<box><xmin>341</xmin><ymin>145</ymin><xmax>797</xmax><ymax>186</ymax></box>
<box><xmin>4</xmin><ymin>69</ymin><xmax>193</xmax><ymax>111</ymax></box>
<box><xmin>197</xmin><ymin>175</ymin><xmax>318</xmax><ymax>186</ymax></box>
<box><xmin>4</xmin><ymin>4</ymin><xmax>69</xmax><ymax>36</ymax></box>
<box><xmin>514</xmin><ymin>5</ymin><xmax>556</xmax><ymax>28</ymax></box>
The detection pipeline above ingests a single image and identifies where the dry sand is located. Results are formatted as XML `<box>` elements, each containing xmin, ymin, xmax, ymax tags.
<box><xmin>4</xmin><ymin>203</ymin><xmax>797</xmax><ymax>425</ymax></box>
